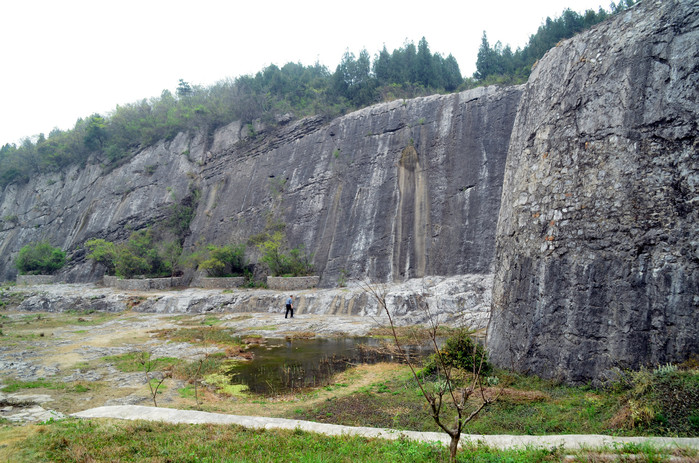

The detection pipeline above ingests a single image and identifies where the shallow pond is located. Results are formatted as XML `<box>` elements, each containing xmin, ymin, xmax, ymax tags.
<box><xmin>226</xmin><ymin>337</ymin><xmax>434</xmax><ymax>395</ymax></box>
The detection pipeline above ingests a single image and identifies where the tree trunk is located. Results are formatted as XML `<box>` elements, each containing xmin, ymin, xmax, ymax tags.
<box><xmin>449</xmin><ymin>434</ymin><xmax>460</xmax><ymax>462</ymax></box>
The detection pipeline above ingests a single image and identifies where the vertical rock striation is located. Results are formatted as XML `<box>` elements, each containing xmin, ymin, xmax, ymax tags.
<box><xmin>187</xmin><ymin>86</ymin><xmax>522</xmax><ymax>285</ymax></box>
<box><xmin>0</xmin><ymin>86</ymin><xmax>522</xmax><ymax>285</ymax></box>
<box><xmin>488</xmin><ymin>0</ymin><xmax>699</xmax><ymax>382</ymax></box>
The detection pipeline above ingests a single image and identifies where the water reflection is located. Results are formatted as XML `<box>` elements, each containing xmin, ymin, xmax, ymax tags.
<box><xmin>226</xmin><ymin>337</ymin><xmax>433</xmax><ymax>395</ymax></box>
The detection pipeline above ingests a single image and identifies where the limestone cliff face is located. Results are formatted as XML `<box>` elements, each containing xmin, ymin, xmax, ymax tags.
<box><xmin>0</xmin><ymin>86</ymin><xmax>522</xmax><ymax>285</ymax></box>
<box><xmin>0</xmin><ymin>135</ymin><xmax>199</xmax><ymax>282</ymax></box>
<box><xmin>487</xmin><ymin>0</ymin><xmax>699</xmax><ymax>382</ymax></box>
<box><xmin>2</xmin><ymin>0</ymin><xmax>695</xmax><ymax>384</ymax></box>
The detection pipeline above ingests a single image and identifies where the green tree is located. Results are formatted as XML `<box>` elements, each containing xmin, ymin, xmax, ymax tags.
<box><xmin>113</xmin><ymin>229</ymin><xmax>170</xmax><ymax>278</ymax></box>
<box><xmin>198</xmin><ymin>244</ymin><xmax>247</xmax><ymax>277</ymax></box>
<box><xmin>258</xmin><ymin>231</ymin><xmax>286</xmax><ymax>276</ymax></box>
<box><xmin>167</xmin><ymin>188</ymin><xmax>200</xmax><ymax>240</ymax></box>
<box><xmin>332</xmin><ymin>49</ymin><xmax>376</xmax><ymax>107</ymax></box>
<box><xmin>114</xmin><ymin>246</ymin><xmax>151</xmax><ymax>278</ymax></box>
<box><xmin>416</xmin><ymin>37</ymin><xmax>434</xmax><ymax>87</ymax></box>
<box><xmin>442</xmin><ymin>54</ymin><xmax>463</xmax><ymax>91</ymax></box>
<box><xmin>85</xmin><ymin>238</ymin><xmax>118</xmax><ymax>274</ymax></box>
<box><xmin>176</xmin><ymin>79</ymin><xmax>193</xmax><ymax>98</ymax></box>
<box><xmin>475</xmin><ymin>6</ymin><xmax>617</xmax><ymax>84</ymax></box>
<box><xmin>257</xmin><ymin>231</ymin><xmax>313</xmax><ymax>277</ymax></box>
<box><xmin>160</xmin><ymin>240</ymin><xmax>183</xmax><ymax>280</ymax></box>
<box><xmin>84</xmin><ymin>114</ymin><xmax>107</xmax><ymax>152</ymax></box>
<box><xmin>15</xmin><ymin>241</ymin><xmax>66</xmax><ymax>275</ymax></box>
<box><xmin>439</xmin><ymin>329</ymin><xmax>491</xmax><ymax>374</ymax></box>
<box><xmin>373</xmin><ymin>46</ymin><xmax>392</xmax><ymax>85</ymax></box>
<box><xmin>474</xmin><ymin>32</ymin><xmax>499</xmax><ymax>80</ymax></box>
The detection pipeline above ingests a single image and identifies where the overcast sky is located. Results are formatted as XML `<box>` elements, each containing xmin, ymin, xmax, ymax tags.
<box><xmin>1</xmin><ymin>0</ymin><xmax>608</xmax><ymax>147</ymax></box>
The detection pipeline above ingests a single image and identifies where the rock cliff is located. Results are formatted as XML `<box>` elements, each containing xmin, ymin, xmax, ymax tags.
<box><xmin>487</xmin><ymin>0</ymin><xmax>699</xmax><ymax>382</ymax></box>
<box><xmin>1</xmin><ymin>0</ymin><xmax>696</xmax><ymax>383</ymax></box>
<box><xmin>0</xmin><ymin>86</ymin><xmax>522</xmax><ymax>285</ymax></box>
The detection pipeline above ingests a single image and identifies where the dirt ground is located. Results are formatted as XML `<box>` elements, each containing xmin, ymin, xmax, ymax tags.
<box><xmin>0</xmin><ymin>309</ymin><xmax>403</xmax><ymax>421</ymax></box>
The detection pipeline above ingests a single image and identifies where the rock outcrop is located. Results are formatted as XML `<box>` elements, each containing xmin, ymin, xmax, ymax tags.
<box><xmin>1</xmin><ymin>0</ymin><xmax>697</xmax><ymax>383</ymax></box>
<box><xmin>487</xmin><ymin>0</ymin><xmax>699</xmax><ymax>382</ymax></box>
<box><xmin>0</xmin><ymin>86</ymin><xmax>522</xmax><ymax>286</ymax></box>
<box><xmin>13</xmin><ymin>276</ymin><xmax>492</xmax><ymax>329</ymax></box>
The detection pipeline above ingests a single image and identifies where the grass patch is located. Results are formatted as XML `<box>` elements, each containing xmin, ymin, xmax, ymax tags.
<box><xmin>368</xmin><ymin>324</ymin><xmax>460</xmax><ymax>343</ymax></box>
<box><xmin>101</xmin><ymin>351</ymin><xmax>180</xmax><ymax>373</ymax></box>
<box><xmin>292</xmin><ymin>369</ymin><xmax>445</xmax><ymax>431</ymax></box>
<box><xmin>8</xmin><ymin>419</ymin><xmax>693</xmax><ymax>462</ymax></box>
<box><xmin>1</xmin><ymin>379</ymin><xmax>92</xmax><ymax>394</ymax></box>
<box><xmin>200</xmin><ymin>316</ymin><xmax>222</xmax><ymax>326</ymax></box>
<box><xmin>1</xmin><ymin>379</ymin><xmax>66</xmax><ymax>393</ymax></box>
<box><xmin>606</xmin><ymin>367</ymin><xmax>699</xmax><ymax>436</ymax></box>
<box><xmin>4</xmin><ymin>418</ymin><xmax>552</xmax><ymax>462</ymax></box>
<box><xmin>151</xmin><ymin>326</ymin><xmax>242</xmax><ymax>348</ymax></box>
<box><xmin>0</xmin><ymin>288</ymin><xmax>27</xmax><ymax>309</ymax></box>
<box><xmin>0</xmin><ymin>312</ymin><xmax>119</xmax><ymax>332</ymax></box>
<box><xmin>246</xmin><ymin>325</ymin><xmax>277</xmax><ymax>331</ymax></box>
<box><xmin>148</xmin><ymin>378</ymin><xmax>166</xmax><ymax>392</ymax></box>
<box><xmin>289</xmin><ymin>365</ymin><xmax>699</xmax><ymax>438</ymax></box>
<box><xmin>69</xmin><ymin>361</ymin><xmax>90</xmax><ymax>370</ymax></box>
<box><xmin>203</xmin><ymin>373</ymin><xmax>249</xmax><ymax>397</ymax></box>
<box><xmin>171</xmin><ymin>353</ymin><xmax>229</xmax><ymax>382</ymax></box>
<box><xmin>177</xmin><ymin>384</ymin><xmax>196</xmax><ymax>399</ymax></box>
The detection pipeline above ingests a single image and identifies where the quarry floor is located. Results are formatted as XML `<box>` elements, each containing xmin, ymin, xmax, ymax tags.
<box><xmin>1</xmin><ymin>284</ymin><xmax>697</xmax><ymax>452</ymax></box>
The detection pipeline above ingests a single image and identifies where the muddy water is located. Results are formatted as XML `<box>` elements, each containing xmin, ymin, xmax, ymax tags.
<box><xmin>227</xmin><ymin>337</ymin><xmax>433</xmax><ymax>395</ymax></box>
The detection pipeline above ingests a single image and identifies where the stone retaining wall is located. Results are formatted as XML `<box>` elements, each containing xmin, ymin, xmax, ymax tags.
<box><xmin>17</xmin><ymin>275</ymin><xmax>56</xmax><ymax>285</ymax></box>
<box><xmin>191</xmin><ymin>277</ymin><xmax>246</xmax><ymax>289</ymax></box>
<box><xmin>267</xmin><ymin>276</ymin><xmax>320</xmax><ymax>291</ymax></box>
<box><xmin>103</xmin><ymin>276</ymin><xmax>184</xmax><ymax>290</ymax></box>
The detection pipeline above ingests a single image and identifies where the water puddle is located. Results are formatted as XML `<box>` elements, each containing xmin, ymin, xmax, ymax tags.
<box><xmin>226</xmin><ymin>337</ymin><xmax>433</xmax><ymax>395</ymax></box>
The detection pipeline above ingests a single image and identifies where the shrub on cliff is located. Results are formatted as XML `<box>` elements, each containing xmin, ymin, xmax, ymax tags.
<box><xmin>85</xmin><ymin>230</ymin><xmax>180</xmax><ymax>278</ymax></box>
<box><xmin>257</xmin><ymin>231</ymin><xmax>314</xmax><ymax>277</ymax></box>
<box><xmin>196</xmin><ymin>244</ymin><xmax>247</xmax><ymax>277</ymax></box>
<box><xmin>114</xmin><ymin>229</ymin><xmax>171</xmax><ymax>278</ymax></box>
<box><xmin>85</xmin><ymin>239</ymin><xmax>117</xmax><ymax>274</ymax></box>
<box><xmin>15</xmin><ymin>241</ymin><xmax>66</xmax><ymax>275</ymax></box>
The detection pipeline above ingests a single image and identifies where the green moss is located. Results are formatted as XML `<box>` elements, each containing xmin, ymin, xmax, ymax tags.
<box><xmin>203</xmin><ymin>373</ymin><xmax>249</xmax><ymax>397</ymax></box>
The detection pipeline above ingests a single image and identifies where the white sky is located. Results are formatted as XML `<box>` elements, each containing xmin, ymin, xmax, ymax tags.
<box><xmin>1</xmin><ymin>0</ymin><xmax>608</xmax><ymax>146</ymax></box>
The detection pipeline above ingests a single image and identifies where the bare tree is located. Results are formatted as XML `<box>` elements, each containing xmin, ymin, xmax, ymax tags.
<box><xmin>362</xmin><ymin>282</ymin><xmax>501</xmax><ymax>462</ymax></box>
<box><xmin>191</xmin><ymin>330</ymin><xmax>211</xmax><ymax>410</ymax></box>
<box><xmin>138</xmin><ymin>351</ymin><xmax>168</xmax><ymax>407</ymax></box>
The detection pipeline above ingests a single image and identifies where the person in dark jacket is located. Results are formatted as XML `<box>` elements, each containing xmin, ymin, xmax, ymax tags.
<box><xmin>285</xmin><ymin>295</ymin><xmax>294</xmax><ymax>318</ymax></box>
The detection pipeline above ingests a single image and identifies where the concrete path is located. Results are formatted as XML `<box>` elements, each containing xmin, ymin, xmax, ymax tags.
<box><xmin>73</xmin><ymin>405</ymin><xmax>699</xmax><ymax>451</ymax></box>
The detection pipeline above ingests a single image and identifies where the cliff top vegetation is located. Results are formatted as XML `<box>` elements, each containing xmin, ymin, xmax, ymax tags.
<box><xmin>0</xmin><ymin>1</ymin><xmax>634</xmax><ymax>189</ymax></box>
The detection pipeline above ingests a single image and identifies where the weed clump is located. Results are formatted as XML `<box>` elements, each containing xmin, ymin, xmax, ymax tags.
<box><xmin>607</xmin><ymin>365</ymin><xmax>699</xmax><ymax>435</ymax></box>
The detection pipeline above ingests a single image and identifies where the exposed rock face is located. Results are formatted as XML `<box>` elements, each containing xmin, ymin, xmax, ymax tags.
<box><xmin>14</xmin><ymin>276</ymin><xmax>492</xmax><ymax>330</ymax></box>
<box><xmin>0</xmin><ymin>86</ymin><xmax>522</xmax><ymax>286</ymax></box>
<box><xmin>1</xmin><ymin>1</ymin><xmax>696</xmax><ymax>384</ymax></box>
<box><xmin>190</xmin><ymin>86</ymin><xmax>521</xmax><ymax>286</ymax></box>
<box><xmin>0</xmin><ymin>134</ymin><xmax>198</xmax><ymax>282</ymax></box>
<box><xmin>487</xmin><ymin>0</ymin><xmax>699</xmax><ymax>382</ymax></box>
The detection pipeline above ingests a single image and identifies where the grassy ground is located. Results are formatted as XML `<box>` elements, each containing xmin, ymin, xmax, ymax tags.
<box><xmin>1</xmin><ymin>310</ymin><xmax>697</xmax><ymax>461</ymax></box>
<box><xmin>286</xmin><ymin>365</ymin><xmax>699</xmax><ymax>437</ymax></box>
<box><xmin>3</xmin><ymin>419</ymin><xmax>695</xmax><ymax>463</ymax></box>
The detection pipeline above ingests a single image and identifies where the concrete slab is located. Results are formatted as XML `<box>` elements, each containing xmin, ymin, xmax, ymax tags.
<box><xmin>73</xmin><ymin>405</ymin><xmax>699</xmax><ymax>451</ymax></box>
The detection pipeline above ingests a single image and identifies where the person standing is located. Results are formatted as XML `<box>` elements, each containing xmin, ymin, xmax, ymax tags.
<box><xmin>285</xmin><ymin>295</ymin><xmax>294</xmax><ymax>318</ymax></box>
